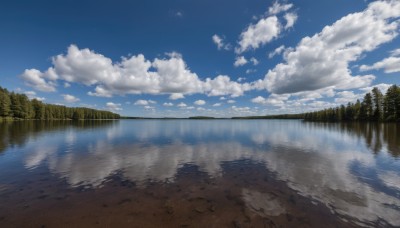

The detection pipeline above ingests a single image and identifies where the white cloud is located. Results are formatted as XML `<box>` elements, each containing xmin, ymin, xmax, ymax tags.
<box><xmin>359</xmin><ymin>83</ymin><xmax>392</xmax><ymax>94</ymax></box>
<box><xmin>203</xmin><ymin>75</ymin><xmax>254</xmax><ymax>97</ymax></box>
<box><xmin>268</xmin><ymin>2</ymin><xmax>293</xmax><ymax>15</ymax></box>
<box><xmin>212</xmin><ymin>103</ymin><xmax>222</xmax><ymax>107</ymax></box>
<box><xmin>219</xmin><ymin>96</ymin><xmax>226</xmax><ymax>100</ymax></box>
<box><xmin>197</xmin><ymin>107</ymin><xmax>205</xmax><ymax>111</ymax></box>
<box><xmin>234</xmin><ymin>56</ymin><xmax>248</xmax><ymax>67</ymax></box>
<box><xmin>64</xmin><ymin>82</ymin><xmax>71</xmax><ymax>88</ymax></box>
<box><xmin>227</xmin><ymin>100</ymin><xmax>236</xmax><ymax>104</ymax></box>
<box><xmin>250</xmin><ymin>57</ymin><xmax>259</xmax><ymax>65</ymax></box>
<box><xmin>177</xmin><ymin>102</ymin><xmax>187</xmax><ymax>108</ymax></box>
<box><xmin>144</xmin><ymin>105</ymin><xmax>155</xmax><ymax>110</ymax></box>
<box><xmin>169</xmin><ymin>93</ymin><xmax>185</xmax><ymax>100</ymax></box>
<box><xmin>62</xmin><ymin>94</ymin><xmax>80</xmax><ymax>103</ymax></box>
<box><xmin>23</xmin><ymin>90</ymin><xmax>45</xmax><ymax>101</ymax></box>
<box><xmin>20</xmin><ymin>69</ymin><xmax>57</xmax><ymax>92</ymax></box>
<box><xmin>134</xmin><ymin>99</ymin><xmax>149</xmax><ymax>105</ymax></box>
<box><xmin>236</xmin><ymin>1</ymin><xmax>296</xmax><ymax>53</ymax></box>
<box><xmin>212</xmin><ymin>34</ymin><xmax>231</xmax><ymax>50</ymax></box>
<box><xmin>251</xmin><ymin>94</ymin><xmax>290</xmax><ymax>106</ymax></box>
<box><xmin>251</xmin><ymin>96</ymin><xmax>266</xmax><ymax>104</ymax></box>
<box><xmin>106</xmin><ymin>102</ymin><xmax>122</xmax><ymax>112</ymax></box>
<box><xmin>334</xmin><ymin>91</ymin><xmax>363</xmax><ymax>104</ymax></box>
<box><xmin>264</xmin><ymin>0</ymin><xmax>400</xmax><ymax>94</ymax></box>
<box><xmin>268</xmin><ymin>45</ymin><xmax>286</xmax><ymax>58</ymax></box>
<box><xmin>283</xmin><ymin>12</ymin><xmax>298</xmax><ymax>29</ymax></box>
<box><xmin>390</xmin><ymin>48</ymin><xmax>400</xmax><ymax>57</ymax></box>
<box><xmin>231</xmin><ymin>106</ymin><xmax>252</xmax><ymax>113</ymax></box>
<box><xmin>360</xmin><ymin>57</ymin><xmax>400</xmax><ymax>73</ymax></box>
<box><xmin>163</xmin><ymin>102</ymin><xmax>174</xmax><ymax>107</ymax></box>
<box><xmin>237</xmin><ymin>16</ymin><xmax>281</xmax><ymax>53</ymax></box>
<box><xmin>21</xmin><ymin>45</ymin><xmax>252</xmax><ymax>98</ymax></box>
<box><xmin>194</xmin><ymin>100</ymin><xmax>206</xmax><ymax>105</ymax></box>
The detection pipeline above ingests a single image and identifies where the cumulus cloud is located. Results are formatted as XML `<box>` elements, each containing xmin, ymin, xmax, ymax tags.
<box><xmin>227</xmin><ymin>100</ymin><xmax>236</xmax><ymax>104</ymax></box>
<box><xmin>237</xmin><ymin>16</ymin><xmax>281</xmax><ymax>53</ymax></box>
<box><xmin>236</xmin><ymin>1</ymin><xmax>297</xmax><ymax>53</ymax></box>
<box><xmin>234</xmin><ymin>56</ymin><xmax>248</xmax><ymax>67</ymax></box>
<box><xmin>203</xmin><ymin>75</ymin><xmax>255</xmax><ymax>97</ymax></box>
<box><xmin>334</xmin><ymin>91</ymin><xmax>363</xmax><ymax>104</ymax></box>
<box><xmin>22</xmin><ymin>90</ymin><xmax>45</xmax><ymax>101</ymax></box>
<box><xmin>212</xmin><ymin>103</ymin><xmax>222</xmax><ymax>107</ymax></box>
<box><xmin>106</xmin><ymin>102</ymin><xmax>122</xmax><ymax>112</ymax></box>
<box><xmin>360</xmin><ymin>57</ymin><xmax>400</xmax><ymax>73</ymax></box>
<box><xmin>359</xmin><ymin>83</ymin><xmax>392</xmax><ymax>94</ymax></box>
<box><xmin>194</xmin><ymin>100</ymin><xmax>206</xmax><ymax>105</ymax></box>
<box><xmin>212</xmin><ymin>34</ymin><xmax>231</xmax><ymax>50</ymax></box>
<box><xmin>64</xmin><ymin>82</ymin><xmax>71</xmax><ymax>88</ymax></box>
<box><xmin>169</xmin><ymin>93</ymin><xmax>185</xmax><ymax>100</ymax></box>
<box><xmin>263</xmin><ymin>0</ymin><xmax>400</xmax><ymax>94</ymax></box>
<box><xmin>62</xmin><ymin>94</ymin><xmax>80</xmax><ymax>103</ymax></box>
<box><xmin>20</xmin><ymin>69</ymin><xmax>57</xmax><ymax>92</ymax></box>
<box><xmin>20</xmin><ymin>45</ymin><xmax>253</xmax><ymax>98</ymax></box>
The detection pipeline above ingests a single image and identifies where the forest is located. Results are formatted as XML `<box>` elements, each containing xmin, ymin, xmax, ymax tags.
<box><xmin>304</xmin><ymin>85</ymin><xmax>400</xmax><ymax>122</ymax></box>
<box><xmin>0</xmin><ymin>86</ymin><xmax>120</xmax><ymax>120</ymax></box>
<box><xmin>234</xmin><ymin>85</ymin><xmax>400</xmax><ymax>122</ymax></box>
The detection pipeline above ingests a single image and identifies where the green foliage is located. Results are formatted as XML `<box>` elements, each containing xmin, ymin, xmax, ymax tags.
<box><xmin>304</xmin><ymin>85</ymin><xmax>400</xmax><ymax>122</ymax></box>
<box><xmin>0</xmin><ymin>87</ymin><xmax>11</xmax><ymax>117</ymax></box>
<box><xmin>0</xmin><ymin>86</ymin><xmax>120</xmax><ymax>120</ymax></box>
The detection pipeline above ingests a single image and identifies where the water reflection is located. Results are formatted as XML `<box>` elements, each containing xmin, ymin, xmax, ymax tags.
<box><xmin>0</xmin><ymin>120</ymin><xmax>118</xmax><ymax>154</ymax></box>
<box><xmin>0</xmin><ymin>120</ymin><xmax>399</xmax><ymax>226</ymax></box>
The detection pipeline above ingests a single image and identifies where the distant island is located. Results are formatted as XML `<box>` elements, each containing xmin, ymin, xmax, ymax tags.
<box><xmin>0</xmin><ymin>86</ymin><xmax>120</xmax><ymax>120</ymax></box>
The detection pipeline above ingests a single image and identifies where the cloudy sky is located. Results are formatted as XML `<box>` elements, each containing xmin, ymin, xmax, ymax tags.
<box><xmin>1</xmin><ymin>0</ymin><xmax>399</xmax><ymax>117</ymax></box>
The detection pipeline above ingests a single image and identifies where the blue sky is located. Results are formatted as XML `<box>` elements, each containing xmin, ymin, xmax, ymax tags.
<box><xmin>1</xmin><ymin>0</ymin><xmax>399</xmax><ymax>117</ymax></box>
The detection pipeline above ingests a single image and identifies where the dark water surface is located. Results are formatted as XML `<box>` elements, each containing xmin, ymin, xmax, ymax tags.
<box><xmin>0</xmin><ymin>120</ymin><xmax>399</xmax><ymax>227</ymax></box>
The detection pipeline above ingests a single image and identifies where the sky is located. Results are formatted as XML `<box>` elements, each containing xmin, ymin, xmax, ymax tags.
<box><xmin>0</xmin><ymin>0</ymin><xmax>399</xmax><ymax>117</ymax></box>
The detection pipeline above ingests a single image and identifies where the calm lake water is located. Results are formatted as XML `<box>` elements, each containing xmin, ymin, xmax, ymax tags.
<box><xmin>0</xmin><ymin>120</ymin><xmax>399</xmax><ymax>227</ymax></box>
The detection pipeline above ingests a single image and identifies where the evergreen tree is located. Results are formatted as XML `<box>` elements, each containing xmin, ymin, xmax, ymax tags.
<box><xmin>0</xmin><ymin>88</ymin><xmax>11</xmax><ymax>117</ymax></box>
<box><xmin>363</xmin><ymin>93</ymin><xmax>373</xmax><ymax>121</ymax></box>
<box><xmin>372</xmin><ymin>87</ymin><xmax>383</xmax><ymax>121</ymax></box>
<box><xmin>31</xmin><ymin>99</ymin><xmax>45</xmax><ymax>119</ymax></box>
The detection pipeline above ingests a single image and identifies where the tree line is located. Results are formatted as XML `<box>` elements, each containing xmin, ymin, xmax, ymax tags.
<box><xmin>0</xmin><ymin>86</ymin><xmax>120</xmax><ymax>120</ymax></box>
<box><xmin>304</xmin><ymin>85</ymin><xmax>400</xmax><ymax>122</ymax></box>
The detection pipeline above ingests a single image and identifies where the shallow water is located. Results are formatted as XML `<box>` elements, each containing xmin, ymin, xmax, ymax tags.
<box><xmin>0</xmin><ymin>120</ymin><xmax>399</xmax><ymax>227</ymax></box>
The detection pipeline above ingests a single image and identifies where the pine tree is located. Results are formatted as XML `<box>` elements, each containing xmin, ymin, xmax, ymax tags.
<box><xmin>372</xmin><ymin>87</ymin><xmax>383</xmax><ymax>121</ymax></box>
<box><xmin>0</xmin><ymin>88</ymin><xmax>11</xmax><ymax>117</ymax></box>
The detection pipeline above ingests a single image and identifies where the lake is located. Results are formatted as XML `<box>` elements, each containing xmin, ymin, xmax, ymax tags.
<box><xmin>0</xmin><ymin>120</ymin><xmax>399</xmax><ymax>227</ymax></box>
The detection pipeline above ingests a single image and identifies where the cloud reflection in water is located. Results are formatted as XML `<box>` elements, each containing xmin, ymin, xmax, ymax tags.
<box><xmin>21</xmin><ymin>120</ymin><xmax>400</xmax><ymax>226</ymax></box>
